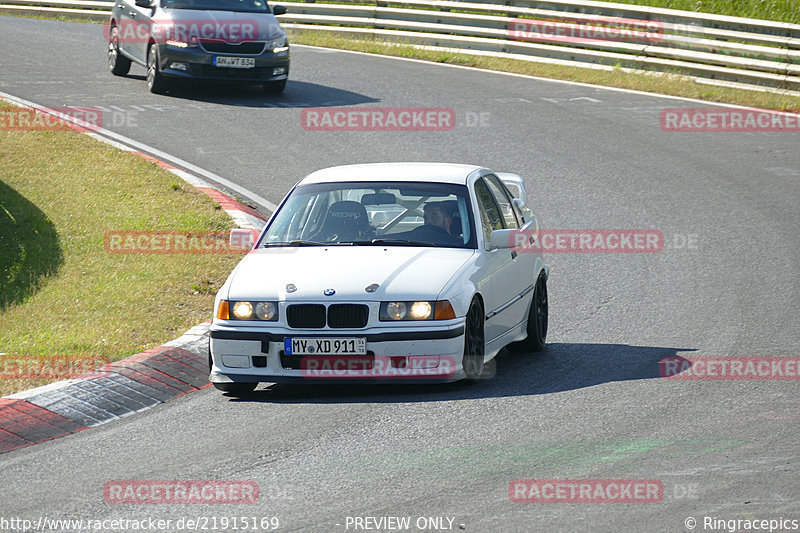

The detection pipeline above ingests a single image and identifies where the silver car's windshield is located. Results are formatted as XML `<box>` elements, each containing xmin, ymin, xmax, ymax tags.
<box><xmin>260</xmin><ymin>181</ymin><xmax>477</xmax><ymax>248</ymax></box>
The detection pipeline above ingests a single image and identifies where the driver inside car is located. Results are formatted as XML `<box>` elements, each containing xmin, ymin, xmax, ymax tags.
<box><xmin>423</xmin><ymin>202</ymin><xmax>452</xmax><ymax>233</ymax></box>
<box><xmin>420</xmin><ymin>202</ymin><xmax>461</xmax><ymax>245</ymax></box>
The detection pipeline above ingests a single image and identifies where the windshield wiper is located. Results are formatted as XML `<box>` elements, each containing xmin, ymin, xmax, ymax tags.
<box><xmin>262</xmin><ymin>240</ymin><xmax>334</xmax><ymax>247</ymax></box>
<box><xmin>351</xmin><ymin>239</ymin><xmax>436</xmax><ymax>247</ymax></box>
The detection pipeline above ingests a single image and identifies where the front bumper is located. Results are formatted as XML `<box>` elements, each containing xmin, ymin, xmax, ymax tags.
<box><xmin>209</xmin><ymin>322</ymin><xmax>467</xmax><ymax>384</ymax></box>
<box><xmin>156</xmin><ymin>43</ymin><xmax>289</xmax><ymax>83</ymax></box>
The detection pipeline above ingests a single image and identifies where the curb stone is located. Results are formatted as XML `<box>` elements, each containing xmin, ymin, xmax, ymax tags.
<box><xmin>0</xmin><ymin>97</ymin><xmax>269</xmax><ymax>453</ymax></box>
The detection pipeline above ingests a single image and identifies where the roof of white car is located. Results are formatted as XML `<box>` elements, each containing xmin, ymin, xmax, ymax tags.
<box><xmin>299</xmin><ymin>163</ymin><xmax>485</xmax><ymax>186</ymax></box>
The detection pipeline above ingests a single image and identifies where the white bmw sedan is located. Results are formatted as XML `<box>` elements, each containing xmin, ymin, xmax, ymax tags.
<box><xmin>209</xmin><ymin>163</ymin><xmax>548</xmax><ymax>393</ymax></box>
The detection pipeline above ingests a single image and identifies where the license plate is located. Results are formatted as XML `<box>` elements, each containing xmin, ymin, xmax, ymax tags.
<box><xmin>214</xmin><ymin>57</ymin><xmax>255</xmax><ymax>69</ymax></box>
<box><xmin>284</xmin><ymin>337</ymin><xmax>366</xmax><ymax>355</ymax></box>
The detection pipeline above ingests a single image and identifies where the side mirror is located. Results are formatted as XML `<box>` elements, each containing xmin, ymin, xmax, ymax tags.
<box><xmin>272</xmin><ymin>5</ymin><xmax>287</xmax><ymax>15</ymax></box>
<box><xmin>134</xmin><ymin>0</ymin><xmax>153</xmax><ymax>7</ymax></box>
<box><xmin>496</xmin><ymin>172</ymin><xmax>527</xmax><ymax>202</ymax></box>
<box><xmin>489</xmin><ymin>229</ymin><xmax>517</xmax><ymax>250</ymax></box>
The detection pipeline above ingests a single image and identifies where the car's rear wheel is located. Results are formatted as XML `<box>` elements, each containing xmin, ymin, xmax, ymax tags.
<box><xmin>515</xmin><ymin>273</ymin><xmax>548</xmax><ymax>352</ymax></box>
<box><xmin>462</xmin><ymin>298</ymin><xmax>485</xmax><ymax>379</ymax></box>
<box><xmin>263</xmin><ymin>79</ymin><xmax>286</xmax><ymax>93</ymax></box>
<box><xmin>213</xmin><ymin>382</ymin><xmax>257</xmax><ymax>394</ymax></box>
<box><xmin>108</xmin><ymin>26</ymin><xmax>131</xmax><ymax>76</ymax></box>
<box><xmin>147</xmin><ymin>45</ymin><xmax>169</xmax><ymax>94</ymax></box>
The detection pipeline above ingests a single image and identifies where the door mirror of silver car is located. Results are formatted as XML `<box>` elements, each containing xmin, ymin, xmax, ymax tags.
<box><xmin>489</xmin><ymin>229</ymin><xmax>517</xmax><ymax>250</ymax></box>
<box><xmin>134</xmin><ymin>0</ymin><xmax>152</xmax><ymax>8</ymax></box>
<box><xmin>272</xmin><ymin>5</ymin><xmax>287</xmax><ymax>15</ymax></box>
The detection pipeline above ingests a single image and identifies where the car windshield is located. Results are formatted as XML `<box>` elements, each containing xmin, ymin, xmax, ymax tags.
<box><xmin>260</xmin><ymin>181</ymin><xmax>477</xmax><ymax>248</ymax></box>
<box><xmin>161</xmin><ymin>0</ymin><xmax>271</xmax><ymax>12</ymax></box>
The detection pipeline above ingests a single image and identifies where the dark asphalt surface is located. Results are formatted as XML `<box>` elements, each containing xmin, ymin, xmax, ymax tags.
<box><xmin>1</xmin><ymin>15</ymin><xmax>799</xmax><ymax>533</ymax></box>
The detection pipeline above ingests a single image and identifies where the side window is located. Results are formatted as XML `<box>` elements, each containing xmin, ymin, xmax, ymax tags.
<box><xmin>474</xmin><ymin>179</ymin><xmax>504</xmax><ymax>243</ymax></box>
<box><xmin>485</xmin><ymin>174</ymin><xmax>521</xmax><ymax>229</ymax></box>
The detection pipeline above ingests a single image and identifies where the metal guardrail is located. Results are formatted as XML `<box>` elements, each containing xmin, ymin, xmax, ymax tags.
<box><xmin>2</xmin><ymin>0</ymin><xmax>799</xmax><ymax>92</ymax></box>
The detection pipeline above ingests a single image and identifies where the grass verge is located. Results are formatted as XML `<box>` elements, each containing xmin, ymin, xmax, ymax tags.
<box><xmin>594</xmin><ymin>0</ymin><xmax>800</xmax><ymax>25</ymax></box>
<box><xmin>285</xmin><ymin>29</ymin><xmax>800</xmax><ymax>112</ymax></box>
<box><xmin>0</xmin><ymin>102</ymin><xmax>241</xmax><ymax>396</ymax></box>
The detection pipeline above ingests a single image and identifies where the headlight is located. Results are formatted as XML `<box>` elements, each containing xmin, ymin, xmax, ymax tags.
<box><xmin>386</xmin><ymin>302</ymin><xmax>407</xmax><ymax>320</ymax></box>
<box><xmin>219</xmin><ymin>300</ymin><xmax>279</xmax><ymax>321</ymax></box>
<box><xmin>232</xmin><ymin>301</ymin><xmax>253</xmax><ymax>320</ymax></box>
<box><xmin>166</xmin><ymin>36</ymin><xmax>199</xmax><ymax>48</ymax></box>
<box><xmin>410</xmin><ymin>301</ymin><xmax>432</xmax><ymax>320</ymax></box>
<box><xmin>380</xmin><ymin>301</ymin><xmax>455</xmax><ymax>321</ymax></box>
<box><xmin>254</xmin><ymin>301</ymin><xmax>277</xmax><ymax>320</ymax></box>
<box><xmin>269</xmin><ymin>36</ymin><xmax>289</xmax><ymax>53</ymax></box>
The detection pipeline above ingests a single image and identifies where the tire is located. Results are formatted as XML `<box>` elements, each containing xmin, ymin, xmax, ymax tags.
<box><xmin>108</xmin><ymin>26</ymin><xmax>131</xmax><ymax>76</ymax></box>
<box><xmin>263</xmin><ymin>79</ymin><xmax>286</xmax><ymax>93</ymax></box>
<box><xmin>213</xmin><ymin>382</ymin><xmax>257</xmax><ymax>395</ymax></box>
<box><xmin>146</xmin><ymin>45</ymin><xmax>169</xmax><ymax>94</ymax></box>
<box><xmin>462</xmin><ymin>298</ymin><xmax>486</xmax><ymax>380</ymax></box>
<box><xmin>515</xmin><ymin>273</ymin><xmax>548</xmax><ymax>352</ymax></box>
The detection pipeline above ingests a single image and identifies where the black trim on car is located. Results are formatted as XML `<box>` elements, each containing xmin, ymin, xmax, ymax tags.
<box><xmin>212</xmin><ymin>374</ymin><xmax>462</xmax><ymax>385</ymax></box>
<box><xmin>210</xmin><ymin>326</ymin><xmax>464</xmax><ymax>343</ymax></box>
<box><xmin>485</xmin><ymin>284</ymin><xmax>535</xmax><ymax>320</ymax></box>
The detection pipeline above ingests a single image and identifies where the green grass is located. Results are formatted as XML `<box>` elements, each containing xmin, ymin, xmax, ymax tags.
<box><xmin>0</xmin><ymin>103</ymin><xmax>242</xmax><ymax>396</ymax></box>
<box><xmin>594</xmin><ymin>0</ymin><xmax>800</xmax><ymax>24</ymax></box>
<box><xmin>286</xmin><ymin>29</ymin><xmax>800</xmax><ymax>112</ymax></box>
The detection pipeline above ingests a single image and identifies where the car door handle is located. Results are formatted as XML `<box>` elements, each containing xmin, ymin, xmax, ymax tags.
<box><xmin>129</xmin><ymin>11</ymin><xmax>136</xmax><ymax>16</ymax></box>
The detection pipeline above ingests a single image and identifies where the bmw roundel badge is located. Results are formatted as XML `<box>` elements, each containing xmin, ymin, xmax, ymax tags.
<box><xmin>324</xmin><ymin>288</ymin><xmax>336</xmax><ymax>296</ymax></box>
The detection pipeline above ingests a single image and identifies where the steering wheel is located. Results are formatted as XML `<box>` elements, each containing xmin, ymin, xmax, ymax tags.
<box><xmin>410</xmin><ymin>224</ymin><xmax>458</xmax><ymax>244</ymax></box>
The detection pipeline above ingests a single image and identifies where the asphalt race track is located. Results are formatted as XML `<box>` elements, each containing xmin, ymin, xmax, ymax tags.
<box><xmin>1</xmin><ymin>15</ymin><xmax>799</xmax><ymax>533</ymax></box>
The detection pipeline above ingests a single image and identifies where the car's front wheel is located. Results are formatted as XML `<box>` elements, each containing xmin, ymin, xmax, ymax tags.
<box><xmin>462</xmin><ymin>298</ymin><xmax>485</xmax><ymax>379</ymax></box>
<box><xmin>213</xmin><ymin>382</ymin><xmax>257</xmax><ymax>395</ymax></box>
<box><xmin>515</xmin><ymin>273</ymin><xmax>548</xmax><ymax>352</ymax></box>
<box><xmin>147</xmin><ymin>45</ymin><xmax>169</xmax><ymax>94</ymax></box>
<box><xmin>108</xmin><ymin>26</ymin><xmax>131</xmax><ymax>76</ymax></box>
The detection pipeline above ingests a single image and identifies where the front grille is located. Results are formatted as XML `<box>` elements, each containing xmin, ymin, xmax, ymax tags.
<box><xmin>200</xmin><ymin>41</ymin><xmax>266</xmax><ymax>54</ymax></box>
<box><xmin>286</xmin><ymin>304</ymin><xmax>370</xmax><ymax>329</ymax></box>
<box><xmin>287</xmin><ymin>304</ymin><xmax>326</xmax><ymax>328</ymax></box>
<box><xmin>327</xmin><ymin>304</ymin><xmax>369</xmax><ymax>328</ymax></box>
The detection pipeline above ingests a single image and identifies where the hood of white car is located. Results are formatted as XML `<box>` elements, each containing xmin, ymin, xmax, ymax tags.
<box><xmin>156</xmin><ymin>9</ymin><xmax>283</xmax><ymax>41</ymax></box>
<box><xmin>225</xmin><ymin>246</ymin><xmax>474</xmax><ymax>301</ymax></box>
